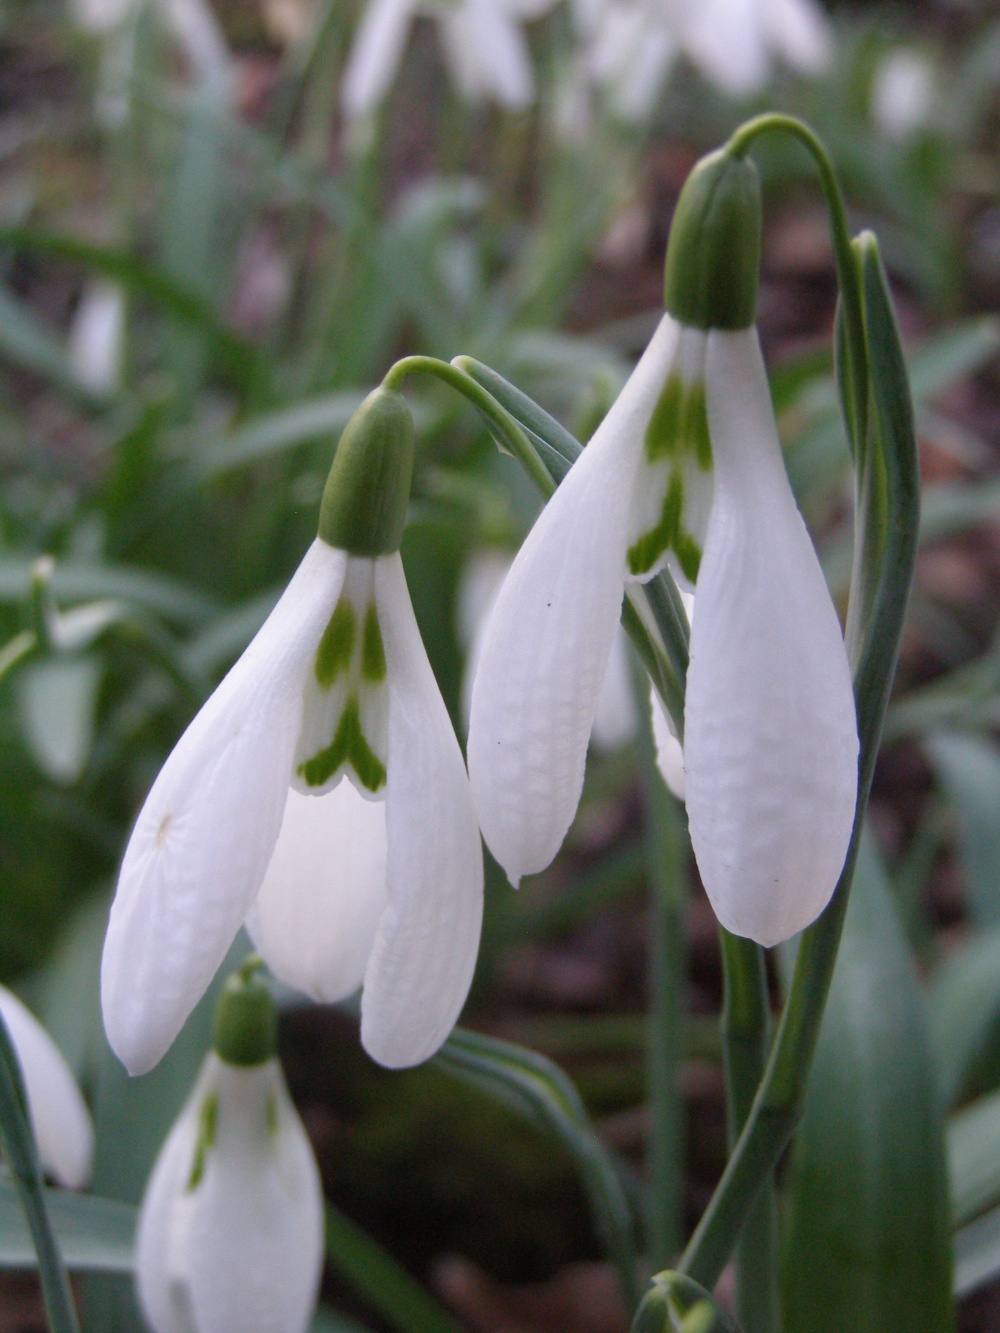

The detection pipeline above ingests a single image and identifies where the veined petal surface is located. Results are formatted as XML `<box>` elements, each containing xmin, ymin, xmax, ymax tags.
<box><xmin>246</xmin><ymin>783</ymin><xmax>388</xmax><ymax>1003</ymax></box>
<box><xmin>102</xmin><ymin>541</ymin><xmax>346</xmax><ymax>1075</ymax></box>
<box><xmin>0</xmin><ymin>986</ymin><xmax>93</xmax><ymax>1189</ymax></box>
<box><xmin>137</xmin><ymin>1057</ymin><xmax>323</xmax><ymax>1333</ymax></box>
<box><xmin>468</xmin><ymin>314</ymin><xmax>678</xmax><ymax>886</ymax></box>
<box><xmin>685</xmin><ymin>330</ymin><xmax>858</xmax><ymax>946</ymax></box>
<box><xmin>360</xmin><ymin>554</ymin><xmax>483</xmax><ymax>1068</ymax></box>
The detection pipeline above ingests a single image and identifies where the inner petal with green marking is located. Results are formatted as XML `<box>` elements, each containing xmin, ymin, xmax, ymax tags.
<box><xmin>626</xmin><ymin>327</ymin><xmax>714</xmax><ymax>590</ymax></box>
<box><xmin>293</xmin><ymin>558</ymin><xmax>389</xmax><ymax>798</ymax></box>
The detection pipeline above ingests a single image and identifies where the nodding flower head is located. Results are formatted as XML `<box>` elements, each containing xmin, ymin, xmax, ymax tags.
<box><xmin>468</xmin><ymin>147</ymin><xmax>858</xmax><ymax>947</ymax></box>
<box><xmin>102</xmin><ymin>389</ymin><xmax>484</xmax><ymax>1076</ymax></box>
<box><xmin>135</xmin><ymin>965</ymin><xmax>324</xmax><ymax>1333</ymax></box>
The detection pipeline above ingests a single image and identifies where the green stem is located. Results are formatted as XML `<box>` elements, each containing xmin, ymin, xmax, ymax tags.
<box><xmin>383</xmin><ymin>355</ymin><xmax>555</xmax><ymax>499</ymax></box>
<box><xmin>726</xmin><ymin>114</ymin><xmax>869</xmax><ymax>461</ymax></box>
<box><xmin>720</xmin><ymin>931</ymin><xmax>780</xmax><ymax>1332</ymax></box>
<box><xmin>637</xmin><ymin>704</ymin><xmax>687</xmax><ymax>1267</ymax></box>
<box><xmin>0</xmin><ymin>1016</ymin><xmax>80</xmax><ymax>1333</ymax></box>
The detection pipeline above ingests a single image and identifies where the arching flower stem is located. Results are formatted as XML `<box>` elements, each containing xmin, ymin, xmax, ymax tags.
<box><xmin>725</xmin><ymin>113</ymin><xmax>869</xmax><ymax>463</ymax></box>
<box><xmin>382</xmin><ymin>353</ymin><xmax>688</xmax><ymax>733</ymax></box>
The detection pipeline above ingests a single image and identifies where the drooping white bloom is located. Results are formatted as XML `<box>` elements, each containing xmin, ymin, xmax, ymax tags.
<box><xmin>467</xmin><ymin>314</ymin><xmax>858</xmax><ymax>946</ymax></box>
<box><xmin>136</xmin><ymin>1052</ymin><xmax>323</xmax><ymax>1333</ymax></box>
<box><xmin>102</xmin><ymin>539</ymin><xmax>484</xmax><ymax>1075</ymax></box>
<box><xmin>458</xmin><ymin>549</ymin><xmax>637</xmax><ymax>751</ymax></box>
<box><xmin>0</xmin><ymin>985</ymin><xmax>94</xmax><ymax>1189</ymax></box>
<box><xmin>341</xmin><ymin>0</ymin><xmax>553</xmax><ymax>119</ymax></box>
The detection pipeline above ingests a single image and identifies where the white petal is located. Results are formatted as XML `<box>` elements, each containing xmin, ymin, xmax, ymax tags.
<box><xmin>0</xmin><ymin>987</ymin><xmax>93</xmax><ymax>1189</ymax></box>
<box><xmin>650</xmin><ymin>689</ymin><xmax>685</xmax><ymax>801</ymax></box>
<box><xmin>591</xmin><ymin>628</ymin><xmax>638</xmax><ymax>751</ymax></box>
<box><xmin>764</xmin><ymin>0</ymin><xmax>831</xmax><ymax>74</ymax></box>
<box><xmin>360</xmin><ymin>555</ymin><xmax>484</xmax><ymax>1068</ymax></box>
<box><xmin>185</xmin><ymin>1062</ymin><xmax>324</xmax><ymax>1333</ymax></box>
<box><xmin>102</xmin><ymin>541</ymin><xmax>346</xmax><ymax>1075</ymax></box>
<box><xmin>468</xmin><ymin>314</ymin><xmax>678</xmax><ymax>886</ymax></box>
<box><xmin>684</xmin><ymin>329</ymin><xmax>858</xmax><ymax>947</ymax></box>
<box><xmin>136</xmin><ymin>1061</ymin><xmax>212</xmax><ymax>1333</ymax></box>
<box><xmin>677</xmin><ymin>0</ymin><xmax>769</xmax><ymax>96</ymax></box>
<box><xmin>246</xmin><ymin>783</ymin><xmax>388</xmax><ymax>1003</ymax></box>
<box><xmin>872</xmin><ymin>49</ymin><xmax>935</xmax><ymax>140</ymax></box>
<box><xmin>439</xmin><ymin>0</ymin><xmax>535</xmax><ymax>109</ymax></box>
<box><xmin>137</xmin><ymin>1057</ymin><xmax>323</xmax><ymax>1333</ymax></box>
<box><xmin>341</xmin><ymin>0</ymin><xmax>416</xmax><ymax>118</ymax></box>
<box><xmin>68</xmin><ymin>280</ymin><xmax>125</xmax><ymax>397</ymax></box>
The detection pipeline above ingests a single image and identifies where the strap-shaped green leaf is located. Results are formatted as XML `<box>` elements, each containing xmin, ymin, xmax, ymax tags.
<box><xmin>928</xmin><ymin>927</ymin><xmax>1000</xmax><ymax>1109</ymax></box>
<box><xmin>0</xmin><ymin>1020</ymin><xmax>80</xmax><ymax>1331</ymax></box>
<box><xmin>949</xmin><ymin>1086</ymin><xmax>1000</xmax><ymax>1229</ymax></box>
<box><xmin>0</xmin><ymin>1184</ymin><xmax>135</xmax><ymax>1273</ymax></box>
<box><xmin>325</xmin><ymin>1204</ymin><xmax>460</xmax><ymax>1333</ymax></box>
<box><xmin>780</xmin><ymin>832</ymin><xmax>953</xmax><ymax>1332</ymax></box>
<box><xmin>433</xmin><ymin>1028</ymin><xmax>641</xmax><ymax>1312</ymax></box>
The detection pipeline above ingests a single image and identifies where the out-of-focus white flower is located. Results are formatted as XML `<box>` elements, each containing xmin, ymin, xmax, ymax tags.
<box><xmin>458</xmin><ymin>549</ymin><xmax>637</xmax><ymax>752</ymax></box>
<box><xmin>0</xmin><ymin>986</ymin><xmax>93</xmax><ymax>1189</ymax></box>
<box><xmin>872</xmin><ymin>49</ymin><xmax>935</xmax><ymax>141</ymax></box>
<box><xmin>580</xmin><ymin>0</ymin><xmax>831</xmax><ymax>117</ymax></box>
<box><xmin>677</xmin><ymin>0</ymin><xmax>831</xmax><ymax>98</ymax></box>
<box><xmin>69</xmin><ymin>281</ymin><xmax>125</xmax><ymax>398</ymax></box>
<box><xmin>342</xmin><ymin>0</ymin><xmax>554</xmax><ymax>118</ymax></box>
<box><xmin>72</xmin><ymin>0</ymin><xmax>133</xmax><ymax>35</ymax></box>
<box><xmin>469</xmin><ymin>150</ymin><xmax>858</xmax><ymax>948</ymax></box>
<box><xmin>102</xmin><ymin>390</ymin><xmax>483</xmax><ymax>1077</ymax></box>
<box><xmin>136</xmin><ymin>970</ymin><xmax>323</xmax><ymax>1333</ymax></box>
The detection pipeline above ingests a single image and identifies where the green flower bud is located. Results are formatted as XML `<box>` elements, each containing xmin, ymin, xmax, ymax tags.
<box><xmin>318</xmin><ymin>388</ymin><xmax>415</xmax><ymax>555</ymax></box>
<box><xmin>663</xmin><ymin>148</ymin><xmax>762</xmax><ymax>331</ymax></box>
<box><xmin>212</xmin><ymin>960</ymin><xmax>277</xmax><ymax>1067</ymax></box>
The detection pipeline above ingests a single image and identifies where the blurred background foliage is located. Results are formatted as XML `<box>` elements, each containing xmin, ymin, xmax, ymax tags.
<box><xmin>4</xmin><ymin>0</ymin><xmax>1000</xmax><ymax>1328</ymax></box>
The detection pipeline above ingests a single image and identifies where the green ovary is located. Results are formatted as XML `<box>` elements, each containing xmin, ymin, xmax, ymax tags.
<box><xmin>298</xmin><ymin>696</ymin><xmax>387</xmax><ymax>792</ymax></box>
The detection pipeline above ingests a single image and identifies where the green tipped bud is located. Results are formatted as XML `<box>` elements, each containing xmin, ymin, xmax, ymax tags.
<box><xmin>663</xmin><ymin>148</ymin><xmax>762</xmax><ymax>331</ymax></box>
<box><xmin>212</xmin><ymin>959</ymin><xmax>277</xmax><ymax>1067</ymax></box>
<box><xmin>318</xmin><ymin>388</ymin><xmax>415</xmax><ymax>555</ymax></box>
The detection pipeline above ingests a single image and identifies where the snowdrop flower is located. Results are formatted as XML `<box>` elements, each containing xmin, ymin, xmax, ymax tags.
<box><xmin>458</xmin><ymin>549</ymin><xmax>637</xmax><ymax>750</ymax></box>
<box><xmin>341</xmin><ymin>0</ymin><xmax>553</xmax><ymax>119</ymax></box>
<box><xmin>0</xmin><ymin>985</ymin><xmax>93</xmax><ymax>1189</ymax></box>
<box><xmin>675</xmin><ymin>0</ymin><xmax>831</xmax><ymax>99</ymax></box>
<box><xmin>136</xmin><ymin>965</ymin><xmax>323</xmax><ymax>1333</ymax></box>
<box><xmin>102</xmin><ymin>388</ymin><xmax>483</xmax><ymax>1075</ymax></box>
<box><xmin>468</xmin><ymin>147</ymin><xmax>859</xmax><ymax>947</ymax></box>
<box><xmin>579</xmin><ymin>0</ymin><xmax>830</xmax><ymax>117</ymax></box>
<box><xmin>872</xmin><ymin>49</ymin><xmax>935</xmax><ymax>141</ymax></box>
<box><xmin>69</xmin><ymin>281</ymin><xmax>125</xmax><ymax>398</ymax></box>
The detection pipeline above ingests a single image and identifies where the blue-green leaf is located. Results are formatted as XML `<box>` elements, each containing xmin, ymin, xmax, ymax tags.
<box><xmin>781</xmin><ymin>833</ymin><xmax>952</xmax><ymax>1332</ymax></box>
